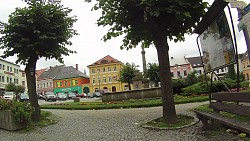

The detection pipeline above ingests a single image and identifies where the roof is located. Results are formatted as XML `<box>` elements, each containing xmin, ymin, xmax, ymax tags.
<box><xmin>37</xmin><ymin>65</ymin><xmax>65</xmax><ymax>80</ymax></box>
<box><xmin>36</xmin><ymin>68</ymin><xmax>46</xmax><ymax>78</ymax></box>
<box><xmin>0</xmin><ymin>58</ymin><xmax>20</xmax><ymax>67</ymax></box>
<box><xmin>55</xmin><ymin>66</ymin><xmax>89</xmax><ymax>80</ymax></box>
<box><xmin>186</xmin><ymin>56</ymin><xmax>203</xmax><ymax>68</ymax></box>
<box><xmin>169</xmin><ymin>57</ymin><xmax>189</xmax><ymax>66</ymax></box>
<box><xmin>88</xmin><ymin>55</ymin><xmax>122</xmax><ymax>67</ymax></box>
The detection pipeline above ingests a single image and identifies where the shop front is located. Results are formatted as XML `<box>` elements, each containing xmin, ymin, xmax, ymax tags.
<box><xmin>54</xmin><ymin>86</ymin><xmax>82</xmax><ymax>94</ymax></box>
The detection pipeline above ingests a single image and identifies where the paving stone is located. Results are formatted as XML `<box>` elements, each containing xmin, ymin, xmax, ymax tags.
<box><xmin>0</xmin><ymin>101</ymin><xmax>244</xmax><ymax>141</ymax></box>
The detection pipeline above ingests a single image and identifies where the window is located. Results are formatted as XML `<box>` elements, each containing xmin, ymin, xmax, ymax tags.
<box><xmin>109</xmin><ymin>76</ymin><xmax>112</xmax><ymax>82</ymax></box>
<box><xmin>92</xmin><ymin>78</ymin><xmax>96</xmax><ymax>84</ymax></box>
<box><xmin>7</xmin><ymin>66</ymin><xmax>9</xmax><ymax>71</ymax></box>
<box><xmin>92</xmin><ymin>69</ymin><xmax>95</xmax><ymax>73</ymax></box>
<box><xmin>216</xmin><ymin>70</ymin><xmax>219</xmax><ymax>73</ymax></box>
<box><xmin>102</xmin><ymin>68</ymin><xmax>105</xmax><ymax>72</ymax></box>
<box><xmin>10</xmin><ymin>78</ymin><xmax>12</xmax><ymax>83</ymax></box>
<box><xmin>0</xmin><ymin>64</ymin><xmax>2</xmax><ymax>69</ymax></box>
<box><xmin>97</xmin><ymin>69</ymin><xmax>100</xmax><ymax>72</ymax></box>
<box><xmin>47</xmin><ymin>82</ymin><xmax>49</xmax><ymax>87</ymax></box>
<box><xmin>75</xmin><ymin>80</ymin><xmax>78</xmax><ymax>85</ymax></box>
<box><xmin>2</xmin><ymin>76</ymin><xmax>4</xmax><ymax>82</ymax></box>
<box><xmin>2</xmin><ymin>65</ymin><xmax>5</xmax><ymax>70</ymax></box>
<box><xmin>177</xmin><ymin>71</ymin><xmax>181</xmax><ymax>77</ymax></box>
<box><xmin>50</xmin><ymin>82</ymin><xmax>52</xmax><ymax>87</ymax></box>
<box><xmin>14</xmin><ymin>68</ymin><xmax>16</xmax><ymax>73</ymax></box>
<box><xmin>0</xmin><ymin>76</ymin><xmax>1</xmax><ymax>82</ymax></box>
<box><xmin>184</xmin><ymin>70</ymin><xmax>187</xmax><ymax>76</ymax></box>
<box><xmin>171</xmin><ymin>72</ymin><xmax>174</xmax><ymax>77</ymax></box>
<box><xmin>108</xmin><ymin>67</ymin><xmax>111</xmax><ymax>71</ymax></box>
<box><xmin>22</xmin><ymin>72</ymin><xmax>25</xmax><ymax>77</ymax></box>
<box><xmin>221</xmin><ymin>68</ymin><xmax>224</xmax><ymax>72</ymax></box>
<box><xmin>65</xmin><ymin>81</ymin><xmax>67</xmax><ymax>86</ymax></box>
<box><xmin>43</xmin><ymin>83</ymin><xmax>45</xmax><ymax>88</ymax></box>
<box><xmin>103</xmin><ymin>77</ymin><xmax>106</xmax><ymax>83</ymax></box>
<box><xmin>37</xmin><ymin>84</ymin><xmax>39</xmax><ymax>88</ymax></box>
<box><xmin>114</xmin><ymin>66</ymin><xmax>117</xmax><ymax>71</ymax></box>
<box><xmin>22</xmin><ymin>81</ymin><xmax>25</xmax><ymax>86</ymax></box>
<box><xmin>10</xmin><ymin>67</ymin><xmax>12</xmax><ymax>72</ymax></box>
<box><xmin>16</xmin><ymin>69</ymin><xmax>18</xmax><ymax>74</ymax></box>
<box><xmin>7</xmin><ymin>77</ymin><xmax>9</xmax><ymax>83</ymax></box>
<box><xmin>60</xmin><ymin>82</ymin><xmax>62</xmax><ymax>87</ymax></box>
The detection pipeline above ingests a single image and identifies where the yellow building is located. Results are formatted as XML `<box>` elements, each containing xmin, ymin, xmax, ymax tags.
<box><xmin>241</xmin><ymin>51</ymin><xmax>250</xmax><ymax>80</ymax></box>
<box><xmin>87</xmin><ymin>55</ymin><xmax>127</xmax><ymax>93</ymax></box>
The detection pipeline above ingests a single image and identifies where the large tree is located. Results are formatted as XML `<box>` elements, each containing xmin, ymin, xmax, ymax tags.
<box><xmin>94</xmin><ymin>0</ymin><xmax>208</xmax><ymax>124</ymax></box>
<box><xmin>145</xmin><ymin>63</ymin><xmax>160</xmax><ymax>87</ymax></box>
<box><xmin>0</xmin><ymin>0</ymin><xmax>77</xmax><ymax>121</ymax></box>
<box><xmin>119</xmin><ymin>62</ymin><xmax>137</xmax><ymax>90</ymax></box>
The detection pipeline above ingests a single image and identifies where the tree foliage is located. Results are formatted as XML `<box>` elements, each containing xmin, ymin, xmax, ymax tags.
<box><xmin>185</xmin><ymin>71</ymin><xmax>199</xmax><ymax>85</ymax></box>
<box><xmin>94</xmin><ymin>0</ymin><xmax>208</xmax><ymax>124</ymax></box>
<box><xmin>145</xmin><ymin>63</ymin><xmax>160</xmax><ymax>87</ymax></box>
<box><xmin>119</xmin><ymin>62</ymin><xmax>137</xmax><ymax>90</ymax></box>
<box><xmin>5</xmin><ymin>83</ymin><xmax>25</xmax><ymax>99</ymax></box>
<box><xmin>0</xmin><ymin>0</ymin><xmax>77</xmax><ymax>121</ymax></box>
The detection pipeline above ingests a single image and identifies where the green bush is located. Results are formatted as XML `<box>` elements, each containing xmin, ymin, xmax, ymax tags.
<box><xmin>0</xmin><ymin>100</ymin><xmax>33</xmax><ymax>124</ymax></box>
<box><xmin>181</xmin><ymin>82</ymin><xmax>208</xmax><ymax>96</ymax></box>
<box><xmin>172</xmin><ymin>79</ymin><xmax>189</xmax><ymax>94</ymax></box>
<box><xmin>240</xmin><ymin>81</ymin><xmax>249</xmax><ymax>88</ymax></box>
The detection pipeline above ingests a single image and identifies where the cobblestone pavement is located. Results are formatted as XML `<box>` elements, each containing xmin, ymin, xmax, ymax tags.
<box><xmin>0</xmin><ymin>101</ymin><xmax>244</xmax><ymax>141</ymax></box>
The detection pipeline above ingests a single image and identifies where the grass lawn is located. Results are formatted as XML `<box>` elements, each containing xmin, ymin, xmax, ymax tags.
<box><xmin>40</xmin><ymin>95</ymin><xmax>209</xmax><ymax>110</ymax></box>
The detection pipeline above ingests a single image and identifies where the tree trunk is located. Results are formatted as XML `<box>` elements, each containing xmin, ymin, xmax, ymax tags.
<box><xmin>154</xmin><ymin>28</ymin><xmax>177</xmax><ymax>124</ymax></box>
<box><xmin>128</xmin><ymin>81</ymin><xmax>131</xmax><ymax>90</ymax></box>
<box><xmin>25</xmin><ymin>56</ymin><xmax>40</xmax><ymax>122</ymax></box>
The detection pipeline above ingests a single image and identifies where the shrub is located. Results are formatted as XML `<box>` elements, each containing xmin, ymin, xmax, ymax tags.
<box><xmin>240</xmin><ymin>81</ymin><xmax>249</xmax><ymax>88</ymax></box>
<box><xmin>0</xmin><ymin>100</ymin><xmax>33</xmax><ymax>124</ymax></box>
<box><xmin>172</xmin><ymin>79</ymin><xmax>189</xmax><ymax>95</ymax></box>
<box><xmin>181</xmin><ymin>82</ymin><xmax>208</xmax><ymax>96</ymax></box>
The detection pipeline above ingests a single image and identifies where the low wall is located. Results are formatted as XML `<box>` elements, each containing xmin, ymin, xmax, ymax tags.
<box><xmin>0</xmin><ymin>110</ymin><xmax>27</xmax><ymax>131</ymax></box>
<box><xmin>102</xmin><ymin>87</ymin><xmax>162</xmax><ymax>102</ymax></box>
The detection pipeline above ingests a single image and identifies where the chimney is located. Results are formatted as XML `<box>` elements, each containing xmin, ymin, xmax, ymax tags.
<box><xmin>76</xmin><ymin>64</ymin><xmax>78</xmax><ymax>70</ymax></box>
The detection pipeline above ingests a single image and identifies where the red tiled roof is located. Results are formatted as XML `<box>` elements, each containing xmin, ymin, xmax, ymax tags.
<box><xmin>88</xmin><ymin>55</ymin><xmax>121</xmax><ymax>67</ymax></box>
<box><xmin>36</xmin><ymin>68</ymin><xmax>46</xmax><ymax>78</ymax></box>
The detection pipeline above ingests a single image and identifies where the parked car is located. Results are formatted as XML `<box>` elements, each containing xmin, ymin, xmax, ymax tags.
<box><xmin>37</xmin><ymin>93</ymin><xmax>46</xmax><ymax>100</ymax></box>
<box><xmin>75</xmin><ymin>93</ymin><xmax>86</xmax><ymax>98</ymax></box>
<box><xmin>67</xmin><ymin>92</ymin><xmax>76</xmax><ymax>99</ymax></box>
<box><xmin>57</xmin><ymin>93</ymin><xmax>67</xmax><ymax>100</ymax></box>
<box><xmin>19</xmin><ymin>93</ymin><xmax>29</xmax><ymax>102</ymax></box>
<box><xmin>93</xmin><ymin>92</ymin><xmax>101</xmax><ymax>98</ymax></box>
<box><xmin>3</xmin><ymin>92</ymin><xmax>15</xmax><ymax>100</ymax></box>
<box><xmin>86</xmin><ymin>93</ymin><xmax>94</xmax><ymax>98</ymax></box>
<box><xmin>45</xmin><ymin>92</ymin><xmax>57</xmax><ymax>101</ymax></box>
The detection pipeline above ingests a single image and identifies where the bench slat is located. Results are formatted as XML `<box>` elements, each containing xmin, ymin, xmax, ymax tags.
<box><xmin>212</xmin><ymin>92</ymin><xmax>250</xmax><ymax>103</ymax></box>
<box><xmin>210</xmin><ymin>102</ymin><xmax>250</xmax><ymax>116</ymax></box>
<box><xmin>195</xmin><ymin>110</ymin><xmax>250</xmax><ymax>134</ymax></box>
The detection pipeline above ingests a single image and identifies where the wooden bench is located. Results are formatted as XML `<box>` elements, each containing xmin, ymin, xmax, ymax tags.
<box><xmin>195</xmin><ymin>92</ymin><xmax>250</xmax><ymax>135</ymax></box>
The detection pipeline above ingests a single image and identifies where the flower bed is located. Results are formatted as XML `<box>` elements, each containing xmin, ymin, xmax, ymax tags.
<box><xmin>0</xmin><ymin>100</ymin><xmax>33</xmax><ymax>131</ymax></box>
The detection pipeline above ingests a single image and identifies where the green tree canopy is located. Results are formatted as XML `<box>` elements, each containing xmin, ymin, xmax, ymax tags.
<box><xmin>94</xmin><ymin>0</ymin><xmax>208</xmax><ymax>124</ymax></box>
<box><xmin>5</xmin><ymin>83</ymin><xmax>25</xmax><ymax>99</ymax></box>
<box><xmin>119</xmin><ymin>62</ymin><xmax>137</xmax><ymax>90</ymax></box>
<box><xmin>0</xmin><ymin>0</ymin><xmax>77</xmax><ymax>121</ymax></box>
<box><xmin>145</xmin><ymin>63</ymin><xmax>160</xmax><ymax>87</ymax></box>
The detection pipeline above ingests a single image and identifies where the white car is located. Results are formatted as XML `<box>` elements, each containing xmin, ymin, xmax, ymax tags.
<box><xmin>57</xmin><ymin>93</ymin><xmax>67</xmax><ymax>100</ymax></box>
<box><xmin>3</xmin><ymin>92</ymin><xmax>15</xmax><ymax>100</ymax></box>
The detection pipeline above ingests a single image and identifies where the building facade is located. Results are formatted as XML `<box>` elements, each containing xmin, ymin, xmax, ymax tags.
<box><xmin>88</xmin><ymin>55</ymin><xmax>127</xmax><ymax>93</ymax></box>
<box><xmin>37</xmin><ymin>65</ymin><xmax>65</xmax><ymax>95</ymax></box>
<box><xmin>0</xmin><ymin>58</ymin><xmax>21</xmax><ymax>94</ymax></box>
<box><xmin>241</xmin><ymin>51</ymin><xmax>250</xmax><ymax>80</ymax></box>
<box><xmin>169</xmin><ymin>57</ymin><xmax>192</xmax><ymax>79</ymax></box>
<box><xmin>53</xmin><ymin>65</ymin><xmax>90</xmax><ymax>94</ymax></box>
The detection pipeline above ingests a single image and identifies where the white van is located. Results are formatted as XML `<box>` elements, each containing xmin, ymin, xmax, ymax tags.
<box><xmin>3</xmin><ymin>92</ymin><xmax>15</xmax><ymax>100</ymax></box>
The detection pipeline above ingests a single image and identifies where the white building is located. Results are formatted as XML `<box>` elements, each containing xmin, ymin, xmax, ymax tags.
<box><xmin>0</xmin><ymin>58</ymin><xmax>22</xmax><ymax>94</ymax></box>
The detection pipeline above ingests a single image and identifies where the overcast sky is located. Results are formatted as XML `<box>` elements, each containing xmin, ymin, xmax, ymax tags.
<box><xmin>0</xmin><ymin>0</ymin><xmax>249</xmax><ymax>74</ymax></box>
